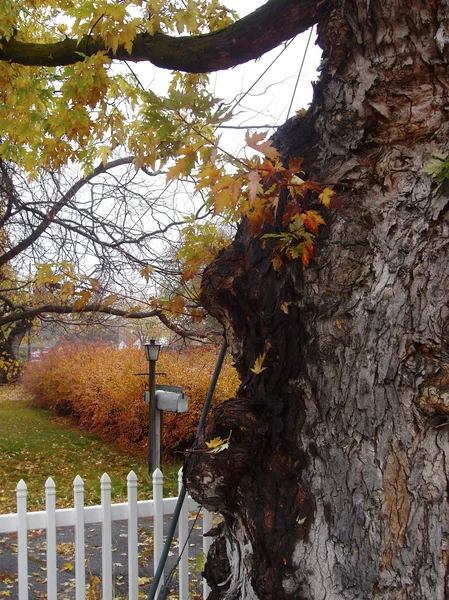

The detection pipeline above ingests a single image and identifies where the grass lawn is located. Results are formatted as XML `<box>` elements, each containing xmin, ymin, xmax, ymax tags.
<box><xmin>0</xmin><ymin>385</ymin><xmax>182</xmax><ymax>514</ymax></box>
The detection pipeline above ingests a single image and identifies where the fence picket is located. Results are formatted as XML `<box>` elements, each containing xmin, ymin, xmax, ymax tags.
<box><xmin>153</xmin><ymin>468</ymin><xmax>164</xmax><ymax>597</ymax></box>
<box><xmin>101</xmin><ymin>473</ymin><xmax>112</xmax><ymax>600</ymax></box>
<box><xmin>74</xmin><ymin>475</ymin><xmax>85</xmax><ymax>600</ymax></box>
<box><xmin>127</xmin><ymin>471</ymin><xmax>138</xmax><ymax>600</ymax></box>
<box><xmin>45</xmin><ymin>477</ymin><xmax>57</xmax><ymax>600</ymax></box>
<box><xmin>1</xmin><ymin>470</ymin><xmax>212</xmax><ymax>600</ymax></box>
<box><xmin>178</xmin><ymin>468</ymin><xmax>189</xmax><ymax>600</ymax></box>
<box><xmin>16</xmin><ymin>479</ymin><xmax>28</xmax><ymax>600</ymax></box>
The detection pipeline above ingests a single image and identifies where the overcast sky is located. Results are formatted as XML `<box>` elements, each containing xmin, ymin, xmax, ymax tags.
<box><xmin>208</xmin><ymin>1</ymin><xmax>322</xmax><ymax>155</ymax></box>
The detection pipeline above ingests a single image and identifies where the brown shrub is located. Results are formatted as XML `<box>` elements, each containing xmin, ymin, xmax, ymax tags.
<box><xmin>22</xmin><ymin>343</ymin><xmax>240</xmax><ymax>455</ymax></box>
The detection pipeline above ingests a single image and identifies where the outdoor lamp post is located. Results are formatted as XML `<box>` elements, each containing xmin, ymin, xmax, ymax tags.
<box><xmin>144</xmin><ymin>339</ymin><xmax>161</xmax><ymax>473</ymax></box>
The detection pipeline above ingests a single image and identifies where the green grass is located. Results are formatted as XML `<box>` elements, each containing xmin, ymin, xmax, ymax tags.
<box><xmin>0</xmin><ymin>385</ymin><xmax>182</xmax><ymax>514</ymax></box>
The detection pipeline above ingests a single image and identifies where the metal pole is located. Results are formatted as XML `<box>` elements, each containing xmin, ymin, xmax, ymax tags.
<box><xmin>148</xmin><ymin>338</ymin><xmax>228</xmax><ymax>600</ymax></box>
<box><xmin>149</xmin><ymin>358</ymin><xmax>161</xmax><ymax>473</ymax></box>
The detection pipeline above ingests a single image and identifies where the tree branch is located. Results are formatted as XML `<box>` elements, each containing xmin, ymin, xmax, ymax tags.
<box><xmin>0</xmin><ymin>0</ymin><xmax>319</xmax><ymax>71</ymax></box>
<box><xmin>0</xmin><ymin>303</ymin><xmax>162</xmax><ymax>327</ymax></box>
<box><xmin>0</xmin><ymin>303</ymin><xmax>215</xmax><ymax>342</ymax></box>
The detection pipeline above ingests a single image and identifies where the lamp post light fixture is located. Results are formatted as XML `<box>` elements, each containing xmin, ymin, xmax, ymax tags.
<box><xmin>144</xmin><ymin>339</ymin><xmax>162</xmax><ymax>473</ymax></box>
<box><xmin>144</xmin><ymin>339</ymin><xmax>161</xmax><ymax>362</ymax></box>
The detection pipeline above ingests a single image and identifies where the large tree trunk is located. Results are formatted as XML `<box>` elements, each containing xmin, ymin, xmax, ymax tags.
<box><xmin>185</xmin><ymin>1</ymin><xmax>449</xmax><ymax>598</ymax></box>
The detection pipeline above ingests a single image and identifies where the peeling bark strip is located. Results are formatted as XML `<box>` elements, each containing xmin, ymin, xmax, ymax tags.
<box><xmin>186</xmin><ymin>0</ymin><xmax>449</xmax><ymax>599</ymax></box>
<box><xmin>0</xmin><ymin>0</ymin><xmax>319</xmax><ymax>70</ymax></box>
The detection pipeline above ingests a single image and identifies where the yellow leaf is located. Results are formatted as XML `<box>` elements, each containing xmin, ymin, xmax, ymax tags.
<box><xmin>62</xmin><ymin>562</ymin><xmax>74</xmax><ymax>571</ymax></box>
<box><xmin>250</xmin><ymin>353</ymin><xmax>267</xmax><ymax>375</ymax></box>
<box><xmin>138</xmin><ymin>577</ymin><xmax>151</xmax><ymax>585</ymax></box>
<box><xmin>318</xmin><ymin>187</ymin><xmax>336</xmax><ymax>208</ymax></box>
<box><xmin>211</xmin><ymin>176</ymin><xmax>242</xmax><ymax>214</ymax></box>
<box><xmin>99</xmin><ymin>145</ymin><xmax>112</xmax><ymax>166</ymax></box>
<box><xmin>336</xmin><ymin>319</ymin><xmax>344</xmax><ymax>330</ymax></box>
<box><xmin>205</xmin><ymin>431</ymin><xmax>232</xmax><ymax>454</ymax></box>
<box><xmin>166</xmin><ymin>156</ymin><xmax>189</xmax><ymax>181</ymax></box>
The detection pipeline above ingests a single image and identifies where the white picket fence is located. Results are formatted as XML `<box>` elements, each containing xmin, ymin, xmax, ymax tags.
<box><xmin>0</xmin><ymin>468</ymin><xmax>212</xmax><ymax>600</ymax></box>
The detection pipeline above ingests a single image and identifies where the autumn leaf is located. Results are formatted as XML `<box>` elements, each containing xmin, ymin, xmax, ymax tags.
<box><xmin>211</xmin><ymin>175</ymin><xmax>242</xmax><ymax>214</ymax></box>
<box><xmin>72</xmin><ymin>290</ymin><xmax>91</xmax><ymax>311</ymax></box>
<box><xmin>245</xmin><ymin>131</ymin><xmax>280</xmax><ymax>161</ymax></box>
<box><xmin>166</xmin><ymin>155</ymin><xmax>190</xmax><ymax>181</ymax></box>
<box><xmin>60</xmin><ymin>281</ymin><xmax>75</xmax><ymax>302</ymax></box>
<box><xmin>250</xmin><ymin>353</ymin><xmax>267</xmax><ymax>375</ymax></box>
<box><xmin>304</xmin><ymin>210</ymin><xmax>326</xmax><ymax>234</ymax></box>
<box><xmin>205</xmin><ymin>431</ymin><xmax>232</xmax><ymax>454</ymax></box>
<box><xmin>140</xmin><ymin>265</ymin><xmax>153</xmax><ymax>282</ymax></box>
<box><xmin>99</xmin><ymin>145</ymin><xmax>112</xmax><ymax>166</ymax></box>
<box><xmin>319</xmin><ymin>187</ymin><xmax>336</xmax><ymax>208</ymax></box>
<box><xmin>170</xmin><ymin>294</ymin><xmax>186</xmax><ymax>314</ymax></box>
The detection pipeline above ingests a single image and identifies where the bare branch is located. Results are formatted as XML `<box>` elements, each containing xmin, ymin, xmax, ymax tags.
<box><xmin>0</xmin><ymin>157</ymin><xmax>137</xmax><ymax>268</ymax></box>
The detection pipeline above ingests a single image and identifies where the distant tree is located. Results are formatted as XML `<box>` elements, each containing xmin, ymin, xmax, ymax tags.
<box><xmin>0</xmin><ymin>158</ymin><xmax>214</xmax><ymax>379</ymax></box>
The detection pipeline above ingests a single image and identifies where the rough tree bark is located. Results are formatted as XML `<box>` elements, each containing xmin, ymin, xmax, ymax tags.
<box><xmin>185</xmin><ymin>1</ymin><xmax>449</xmax><ymax>598</ymax></box>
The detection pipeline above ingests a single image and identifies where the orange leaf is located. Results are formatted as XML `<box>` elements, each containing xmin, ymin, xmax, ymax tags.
<box><xmin>303</xmin><ymin>210</ymin><xmax>326</xmax><ymax>234</ymax></box>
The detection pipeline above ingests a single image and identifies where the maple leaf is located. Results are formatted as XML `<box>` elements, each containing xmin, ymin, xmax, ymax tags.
<box><xmin>170</xmin><ymin>294</ymin><xmax>186</xmax><ymax>314</ymax></box>
<box><xmin>211</xmin><ymin>175</ymin><xmax>242</xmax><ymax>214</ymax></box>
<box><xmin>301</xmin><ymin>243</ymin><xmax>314</xmax><ymax>266</ymax></box>
<box><xmin>205</xmin><ymin>431</ymin><xmax>232</xmax><ymax>454</ymax></box>
<box><xmin>60</xmin><ymin>281</ymin><xmax>75</xmax><ymax>303</ymax></box>
<box><xmin>245</xmin><ymin>131</ymin><xmax>280</xmax><ymax>161</ymax></box>
<box><xmin>72</xmin><ymin>290</ymin><xmax>91</xmax><ymax>311</ymax></box>
<box><xmin>250</xmin><ymin>353</ymin><xmax>267</xmax><ymax>375</ymax></box>
<box><xmin>139</xmin><ymin>265</ymin><xmax>153</xmax><ymax>282</ymax></box>
<box><xmin>318</xmin><ymin>188</ymin><xmax>336</xmax><ymax>208</ymax></box>
<box><xmin>166</xmin><ymin>155</ymin><xmax>190</xmax><ymax>181</ymax></box>
<box><xmin>304</xmin><ymin>210</ymin><xmax>326</xmax><ymax>234</ymax></box>
<box><xmin>246</xmin><ymin>196</ymin><xmax>273</xmax><ymax>236</ymax></box>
